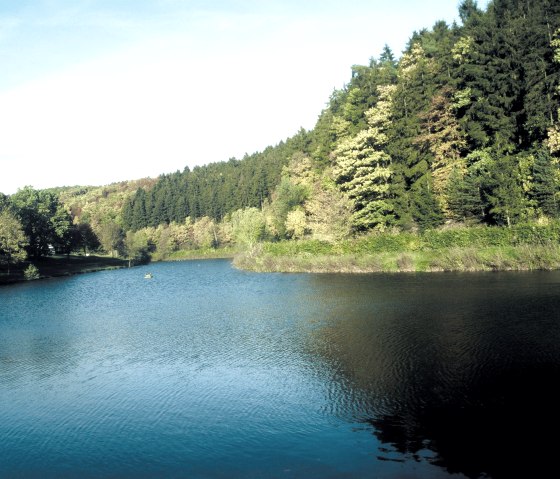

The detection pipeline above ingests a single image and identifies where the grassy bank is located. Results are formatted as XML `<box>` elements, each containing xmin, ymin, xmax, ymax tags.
<box><xmin>233</xmin><ymin>224</ymin><xmax>560</xmax><ymax>273</ymax></box>
<box><xmin>0</xmin><ymin>255</ymin><xmax>128</xmax><ymax>285</ymax></box>
<box><xmin>161</xmin><ymin>246</ymin><xmax>236</xmax><ymax>261</ymax></box>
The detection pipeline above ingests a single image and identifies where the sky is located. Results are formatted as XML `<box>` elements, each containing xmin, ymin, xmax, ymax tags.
<box><xmin>0</xmin><ymin>0</ymin><xmax>490</xmax><ymax>195</ymax></box>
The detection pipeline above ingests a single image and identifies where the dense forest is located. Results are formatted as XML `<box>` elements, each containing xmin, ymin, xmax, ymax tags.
<box><xmin>121</xmin><ymin>0</ymin><xmax>560</xmax><ymax>231</ymax></box>
<box><xmin>2</xmin><ymin>0</ymin><xmax>560</xmax><ymax>270</ymax></box>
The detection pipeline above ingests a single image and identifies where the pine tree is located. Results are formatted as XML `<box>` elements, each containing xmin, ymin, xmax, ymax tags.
<box><xmin>487</xmin><ymin>155</ymin><xmax>529</xmax><ymax>226</ymax></box>
<box><xmin>131</xmin><ymin>188</ymin><xmax>148</xmax><ymax>231</ymax></box>
<box><xmin>447</xmin><ymin>167</ymin><xmax>485</xmax><ymax>222</ymax></box>
<box><xmin>415</xmin><ymin>86</ymin><xmax>467</xmax><ymax>214</ymax></box>
<box><xmin>333</xmin><ymin>85</ymin><xmax>396</xmax><ymax>230</ymax></box>
<box><xmin>389</xmin><ymin>41</ymin><xmax>440</xmax><ymax>227</ymax></box>
<box><xmin>532</xmin><ymin>149</ymin><xmax>560</xmax><ymax>217</ymax></box>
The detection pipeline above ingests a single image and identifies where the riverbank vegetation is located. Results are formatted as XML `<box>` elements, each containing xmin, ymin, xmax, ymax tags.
<box><xmin>2</xmin><ymin>0</ymin><xmax>560</xmax><ymax>276</ymax></box>
<box><xmin>233</xmin><ymin>223</ymin><xmax>560</xmax><ymax>272</ymax></box>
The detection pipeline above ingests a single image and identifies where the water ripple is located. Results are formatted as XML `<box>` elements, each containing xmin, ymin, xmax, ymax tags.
<box><xmin>1</xmin><ymin>264</ymin><xmax>560</xmax><ymax>478</ymax></box>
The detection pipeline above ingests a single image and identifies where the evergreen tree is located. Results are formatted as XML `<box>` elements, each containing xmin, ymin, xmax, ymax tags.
<box><xmin>131</xmin><ymin>188</ymin><xmax>148</xmax><ymax>230</ymax></box>
<box><xmin>520</xmin><ymin>1</ymin><xmax>560</xmax><ymax>144</ymax></box>
<box><xmin>333</xmin><ymin>85</ymin><xmax>396</xmax><ymax>230</ymax></box>
<box><xmin>447</xmin><ymin>167</ymin><xmax>486</xmax><ymax>222</ymax></box>
<box><xmin>415</xmin><ymin>86</ymin><xmax>467</xmax><ymax>214</ymax></box>
<box><xmin>110</xmin><ymin>0</ymin><xmax>560</xmax><ymax>238</ymax></box>
<box><xmin>458</xmin><ymin>0</ymin><xmax>483</xmax><ymax>26</ymax></box>
<box><xmin>487</xmin><ymin>155</ymin><xmax>529</xmax><ymax>226</ymax></box>
<box><xmin>532</xmin><ymin>148</ymin><xmax>560</xmax><ymax>217</ymax></box>
<box><xmin>389</xmin><ymin>41</ymin><xmax>439</xmax><ymax>226</ymax></box>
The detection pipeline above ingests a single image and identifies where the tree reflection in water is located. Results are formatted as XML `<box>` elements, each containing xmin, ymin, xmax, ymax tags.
<box><xmin>308</xmin><ymin>272</ymin><xmax>560</xmax><ymax>478</ymax></box>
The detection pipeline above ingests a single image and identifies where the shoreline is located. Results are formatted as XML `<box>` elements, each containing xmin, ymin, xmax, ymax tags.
<box><xmin>232</xmin><ymin>244</ymin><xmax>560</xmax><ymax>274</ymax></box>
<box><xmin>3</xmin><ymin>242</ymin><xmax>560</xmax><ymax>286</ymax></box>
<box><xmin>0</xmin><ymin>255</ymin><xmax>128</xmax><ymax>286</ymax></box>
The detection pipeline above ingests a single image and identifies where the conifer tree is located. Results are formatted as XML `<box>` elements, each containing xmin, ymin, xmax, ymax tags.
<box><xmin>333</xmin><ymin>84</ymin><xmax>396</xmax><ymax>230</ymax></box>
<box><xmin>487</xmin><ymin>155</ymin><xmax>529</xmax><ymax>226</ymax></box>
<box><xmin>389</xmin><ymin>42</ymin><xmax>440</xmax><ymax>227</ymax></box>
<box><xmin>415</xmin><ymin>87</ymin><xmax>467</xmax><ymax>214</ymax></box>
<box><xmin>532</xmin><ymin>149</ymin><xmax>560</xmax><ymax>217</ymax></box>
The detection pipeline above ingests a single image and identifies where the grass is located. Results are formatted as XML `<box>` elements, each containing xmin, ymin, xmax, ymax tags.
<box><xmin>0</xmin><ymin>254</ymin><xmax>128</xmax><ymax>285</ymax></box>
<box><xmin>232</xmin><ymin>224</ymin><xmax>560</xmax><ymax>273</ymax></box>
<box><xmin>233</xmin><ymin>243</ymin><xmax>560</xmax><ymax>274</ymax></box>
<box><xmin>161</xmin><ymin>246</ymin><xmax>236</xmax><ymax>261</ymax></box>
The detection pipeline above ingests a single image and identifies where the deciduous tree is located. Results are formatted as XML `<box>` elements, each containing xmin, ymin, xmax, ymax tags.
<box><xmin>0</xmin><ymin>209</ymin><xmax>28</xmax><ymax>274</ymax></box>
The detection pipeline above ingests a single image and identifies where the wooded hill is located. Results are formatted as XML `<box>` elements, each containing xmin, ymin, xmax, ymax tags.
<box><xmin>3</xmin><ymin>0</ymin><xmax>560</xmax><ymax>269</ymax></box>
<box><xmin>121</xmin><ymin>0</ymin><xmax>560</xmax><ymax>234</ymax></box>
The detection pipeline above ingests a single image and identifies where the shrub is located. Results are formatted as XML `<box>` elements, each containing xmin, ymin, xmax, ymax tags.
<box><xmin>24</xmin><ymin>264</ymin><xmax>40</xmax><ymax>280</ymax></box>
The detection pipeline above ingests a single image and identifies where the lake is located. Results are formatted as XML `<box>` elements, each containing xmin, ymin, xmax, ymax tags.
<box><xmin>1</xmin><ymin>259</ymin><xmax>559</xmax><ymax>478</ymax></box>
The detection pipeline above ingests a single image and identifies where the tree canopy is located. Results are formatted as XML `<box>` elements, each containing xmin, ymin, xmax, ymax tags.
<box><xmin>3</xmin><ymin>0</ymin><xmax>560</xmax><ymax>265</ymax></box>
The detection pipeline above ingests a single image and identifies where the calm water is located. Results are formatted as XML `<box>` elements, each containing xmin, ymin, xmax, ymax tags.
<box><xmin>1</xmin><ymin>260</ymin><xmax>560</xmax><ymax>478</ymax></box>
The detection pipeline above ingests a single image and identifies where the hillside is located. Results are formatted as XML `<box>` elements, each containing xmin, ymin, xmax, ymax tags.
<box><xmin>2</xmin><ymin>0</ymin><xmax>560</xmax><ymax>273</ymax></box>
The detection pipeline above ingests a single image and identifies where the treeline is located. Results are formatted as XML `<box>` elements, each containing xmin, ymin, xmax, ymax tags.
<box><xmin>1</xmin><ymin>181</ymin><xmax>151</xmax><ymax>272</ymax></box>
<box><xmin>120</xmin><ymin>0</ymin><xmax>560</xmax><ymax>240</ymax></box>
<box><xmin>3</xmin><ymin>0</ymin><xmax>560</xmax><ymax>272</ymax></box>
<box><xmin>0</xmin><ymin>188</ymin><xmax>78</xmax><ymax>271</ymax></box>
<box><xmin>121</xmin><ymin>131</ymin><xmax>310</xmax><ymax>231</ymax></box>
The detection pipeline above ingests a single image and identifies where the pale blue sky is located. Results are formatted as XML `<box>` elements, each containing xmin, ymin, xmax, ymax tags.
<box><xmin>0</xmin><ymin>0</ymin><xmax>490</xmax><ymax>194</ymax></box>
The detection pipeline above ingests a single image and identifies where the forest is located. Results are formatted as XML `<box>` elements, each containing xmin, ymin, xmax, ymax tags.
<box><xmin>2</xmin><ymin>0</ymin><xmax>560</xmax><ymax>273</ymax></box>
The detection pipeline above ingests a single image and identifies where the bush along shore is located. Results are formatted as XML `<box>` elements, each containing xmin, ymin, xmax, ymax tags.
<box><xmin>232</xmin><ymin>224</ymin><xmax>560</xmax><ymax>273</ymax></box>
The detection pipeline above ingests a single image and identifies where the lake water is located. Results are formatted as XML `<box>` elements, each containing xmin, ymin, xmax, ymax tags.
<box><xmin>1</xmin><ymin>259</ymin><xmax>560</xmax><ymax>478</ymax></box>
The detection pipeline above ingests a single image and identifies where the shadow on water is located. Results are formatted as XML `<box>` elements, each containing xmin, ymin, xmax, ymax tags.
<box><xmin>2</xmin><ymin>262</ymin><xmax>560</xmax><ymax>478</ymax></box>
<box><xmin>307</xmin><ymin>271</ymin><xmax>560</xmax><ymax>478</ymax></box>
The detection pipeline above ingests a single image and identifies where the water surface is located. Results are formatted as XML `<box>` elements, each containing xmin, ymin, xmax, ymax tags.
<box><xmin>1</xmin><ymin>260</ymin><xmax>559</xmax><ymax>478</ymax></box>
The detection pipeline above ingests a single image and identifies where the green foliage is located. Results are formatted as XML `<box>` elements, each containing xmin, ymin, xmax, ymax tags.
<box><xmin>124</xmin><ymin>230</ymin><xmax>152</xmax><ymax>266</ymax></box>
<box><xmin>409</xmin><ymin>178</ymin><xmax>445</xmax><ymax>230</ymax></box>
<box><xmin>262</xmin><ymin>239</ymin><xmax>335</xmax><ymax>257</ymax></box>
<box><xmin>285</xmin><ymin>209</ymin><xmax>307</xmax><ymax>239</ymax></box>
<box><xmin>486</xmin><ymin>155</ymin><xmax>531</xmax><ymax>226</ymax></box>
<box><xmin>532</xmin><ymin>149</ymin><xmax>560</xmax><ymax>217</ymax></box>
<box><xmin>258</xmin><ymin>225</ymin><xmax>556</xmax><ymax>256</ymax></box>
<box><xmin>268</xmin><ymin>177</ymin><xmax>308</xmax><ymax>238</ymax></box>
<box><xmin>0</xmin><ymin>209</ymin><xmax>28</xmax><ymax>273</ymax></box>
<box><xmin>96</xmin><ymin>221</ymin><xmax>124</xmax><ymax>257</ymax></box>
<box><xmin>74</xmin><ymin>223</ymin><xmax>101</xmax><ymax>255</ymax></box>
<box><xmin>23</xmin><ymin>264</ymin><xmax>40</xmax><ymax>280</ymax></box>
<box><xmin>192</xmin><ymin>217</ymin><xmax>218</xmax><ymax>249</ymax></box>
<box><xmin>14</xmin><ymin>1</ymin><xmax>560</xmax><ymax>257</ymax></box>
<box><xmin>231</xmin><ymin>208</ymin><xmax>266</xmax><ymax>246</ymax></box>
<box><xmin>122</xmin><ymin>132</ymin><xmax>312</xmax><ymax>232</ymax></box>
<box><xmin>351</xmin><ymin>231</ymin><xmax>420</xmax><ymax>253</ymax></box>
<box><xmin>422</xmin><ymin>223</ymin><xmax>560</xmax><ymax>249</ymax></box>
<box><xmin>333</xmin><ymin>85</ymin><xmax>396</xmax><ymax>230</ymax></box>
<box><xmin>9</xmin><ymin>186</ymin><xmax>74</xmax><ymax>257</ymax></box>
<box><xmin>305</xmin><ymin>176</ymin><xmax>354</xmax><ymax>242</ymax></box>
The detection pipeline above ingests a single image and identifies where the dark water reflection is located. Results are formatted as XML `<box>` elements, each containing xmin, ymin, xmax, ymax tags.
<box><xmin>1</xmin><ymin>261</ymin><xmax>559</xmax><ymax>478</ymax></box>
<box><xmin>308</xmin><ymin>272</ymin><xmax>560</xmax><ymax>478</ymax></box>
